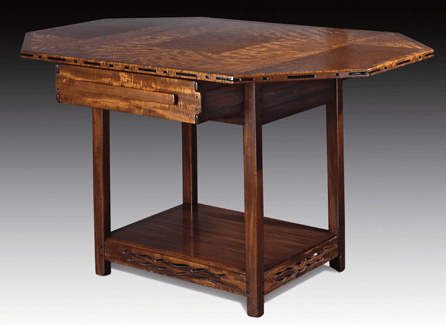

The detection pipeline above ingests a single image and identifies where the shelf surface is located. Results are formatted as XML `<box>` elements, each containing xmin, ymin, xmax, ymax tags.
<box><xmin>107</xmin><ymin>203</ymin><xmax>335</xmax><ymax>274</ymax></box>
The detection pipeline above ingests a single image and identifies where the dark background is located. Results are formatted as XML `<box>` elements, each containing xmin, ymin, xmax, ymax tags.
<box><xmin>2</xmin><ymin>2</ymin><xmax>445</xmax><ymax>324</ymax></box>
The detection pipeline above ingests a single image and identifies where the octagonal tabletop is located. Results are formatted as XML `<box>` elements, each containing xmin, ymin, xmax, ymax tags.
<box><xmin>21</xmin><ymin>17</ymin><xmax>434</xmax><ymax>83</ymax></box>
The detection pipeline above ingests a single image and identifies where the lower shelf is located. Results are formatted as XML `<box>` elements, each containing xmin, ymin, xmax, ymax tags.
<box><xmin>105</xmin><ymin>203</ymin><xmax>338</xmax><ymax>295</ymax></box>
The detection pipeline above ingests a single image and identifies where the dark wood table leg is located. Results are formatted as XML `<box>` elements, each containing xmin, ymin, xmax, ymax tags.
<box><xmin>182</xmin><ymin>123</ymin><xmax>198</xmax><ymax>205</ymax></box>
<box><xmin>182</xmin><ymin>122</ymin><xmax>198</xmax><ymax>256</ymax></box>
<box><xmin>326</xmin><ymin>79</ymin><xmax>345</xmax><ymax>272</ymax></box>
<box><xmin>92</xmin><ymin>108</ymin><xmax>111</xmax><ymax>276</ymax></box>
<box><xmin>243</xmin><ymin>83</ymin><xmax>264</xmax><ymax>317</ymax></box>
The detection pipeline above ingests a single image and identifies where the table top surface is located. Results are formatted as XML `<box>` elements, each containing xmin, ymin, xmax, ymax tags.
<box><xmin>21</xmin><ymin>17</ymin><xmax>434</xmax><ymax>83</ymax></box>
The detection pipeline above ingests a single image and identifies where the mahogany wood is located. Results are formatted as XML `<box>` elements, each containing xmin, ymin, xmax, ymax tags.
<box><xmin>92</xmin><ymin>108</ymin><xmax>111</xmax><ymax>275</ymax></box>
<box><xmin>264</xmin><ymin>237</ymin><xmax>338</xmax><ymax>294</ymax></box>
<box><xmin>182</xmin><ymin>123</ymin><xmax>197</xmax><ymax>204</ymax></box>
<box><xmin>105</xmin><ymin>203</ymin><xmax>337</xmax><ymax>292</ymax></box>
<box><xmin>106</xmin><ymin>204</ymin><xmax>336</xmax><ymax>274</ymax></box>
<box><xmin>212</xmin><ymin>79</ymin><xmax>336</xmax><ymax>125</ymax></box>
<box><xmin>260</xmin><ymin>79</ymin><xmax>334</xmax><ymax>124</ymax></box>
<box><xmin>243</xmin><ymin>83</ymin><xmax>264</xmax><ymax>317</ymax></box>
<box><xmin>198</xmin><ymin>83</ymin><xmax>244</xmax><ymax>123</ymax></box>
<box><xmin>21</xmin><ymin>17</ymin><xmax>434</xmax><ymax>83</ymax></box>
<box><xmin>57</xmin><ymin>64</ymin><xmax>247</xmax><ymax>124</ymax></box>
<box><xmin>261</xmin><ymin>79</ymin><xmax>333</xmax><ymax>109</ymax></box>
<box><xmin>326</xmin><ymin>79</ymin><xmax>346</xmax><ymax>271</ymax></box>
<box><xmin>72</xmin><ymin>81</ymin><xmax>176</xmax><ymax>105</ymax></box>
<box><xmin>56</xmin><ymin>64</ymin><xmax>200</xmax><ymax>123</ymax></box>
<box><xmin>105</xmin><ymin>241</ymin><xmax>247</xmax><ymax>295</ymax></box>
<box><xmin>20</xmin><ymin>17</ymin><xmax>435</xmax><ymax>317</ymax></box>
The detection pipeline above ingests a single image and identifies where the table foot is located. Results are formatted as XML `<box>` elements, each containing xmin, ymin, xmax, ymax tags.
<box><xmin>247</xmin><ymin>297</ymin><xmax>264</xmax><ymax>317</ymax></box>
<box><xmin>330</xmin><ymin>257</ymin><xmax>345</xmax><ymax>272</ymax></box>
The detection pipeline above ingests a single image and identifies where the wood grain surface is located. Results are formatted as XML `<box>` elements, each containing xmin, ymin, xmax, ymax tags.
<box><xmin>243</xmin><ymin>83</ymin><xmax>264</xmax><ymax>316</ymax></box>
<box><xmin>182</xmin><ymin>123</ymin><xmax>197</xmax><ymax>204</ymax></box>
<box><xmin>105</xmin><ymin>241</ymin><xmax>247</xmax><ymax>295</ymax></box>
<box><xmin>21</xmin><ymin>17</ymin><xmax>434</xmax><ymax>83</ymax></box>
<box><xmin>56</xmin><ymin>64</ymin><xmax>201</xmax><ymax>123</ymax></box>
<box><xmin>326</xmin><ymin>79</ymin><xmax>345</xmax><ymax>272</ymax></box>
<box><xmin>264</xmin><ymin>237</ymin><xmax>338</xmax><ymax>294</ymax></box>
<box><xmin>106</xmin><ymin>204</ymin><xmax>336</xmax><ymax>275</ymax></box>
<box><xmin>92</xmin><ymin>108</ymin><xmax>111</xmax><ymax>276</ymax></box>
<box><xmin>214</xmin><ymin>79</ymin><xmax>336</xmax><ymax>125</ymax></box>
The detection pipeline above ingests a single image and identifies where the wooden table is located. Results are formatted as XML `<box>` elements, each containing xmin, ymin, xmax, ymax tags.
<box><xmin>20</xmin><ymin>17</ymin><xmax>433</xmax><ymax>317</ymax></box>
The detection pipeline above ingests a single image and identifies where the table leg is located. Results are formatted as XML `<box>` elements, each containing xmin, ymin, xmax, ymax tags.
<box><xmin>243</xmin><ymin>83</ymin><xmax>264</xmax><ymax>317</ymax></box>
<box><xmin>182</xmin><ymin>123</ymin><xmax>197</xmax><ymax>204</ymax></box>
<box><xmin>326</xmin><ymin>79</ymin><xmax>345</xmax><ymax>272</ymax></box>
<box><xmin>182</xmin><ymin>123</ymin><xmax>198</xmax><ymax>257</ymax></box>
<box><xmin>92</xmin><ymin>108</ymin><xmax>111</xmax><ymax>276</ymax></box>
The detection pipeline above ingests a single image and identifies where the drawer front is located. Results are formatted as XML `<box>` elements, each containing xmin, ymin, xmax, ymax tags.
<box><xmin>56</xmin><ymin>64</ymin><xmax>201</xmax><ymax>123</ymax></box>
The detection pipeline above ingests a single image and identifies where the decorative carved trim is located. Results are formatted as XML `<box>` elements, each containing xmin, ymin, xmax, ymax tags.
<box><xmin>121</xmin><ymin>250</ymin><xmax>226</xmax><ymax>285</ymax></box>
<box><xmin>275</xmin><ymin>248</ymin><xmax>328</xmax><ymax>283</ymax></box>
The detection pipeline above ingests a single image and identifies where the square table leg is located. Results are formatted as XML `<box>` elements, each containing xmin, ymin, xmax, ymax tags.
<box><xmin>182</xmin><ymin>123</ymin><xmax>198</xmax><ymax>205</ymax></box>
<box><xmin>92</xmin><ymin>108</ymin><xmax>111</xmax><ymax>276</ymax></box>
<box><xmin>326</xmin><ymin>80</ymin><xmax>345</xmax><ymax>272</ymax></box>
<box><xmin>243</xmin><ymin>83</ymin><xmax>264</xmax><ymax>317</ymax></box>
